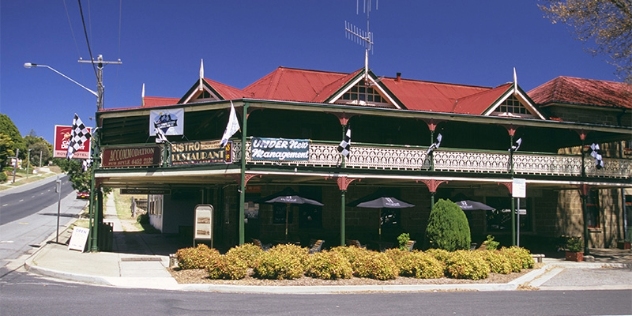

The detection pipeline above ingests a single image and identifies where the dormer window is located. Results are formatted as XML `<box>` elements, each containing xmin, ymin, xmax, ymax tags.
<box><xmin>340</xmin><ymin>85</ymin><xmax>387</xmax><ymax>106</ymax></box>
<box><xmin>497</xmin><ymin>96</ymin><xmax>527</xmax><ymax>115</ymax></box>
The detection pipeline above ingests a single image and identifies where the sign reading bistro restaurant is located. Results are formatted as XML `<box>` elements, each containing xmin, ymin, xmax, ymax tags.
<box><xmin>102</xmin><ymin>145</ymin><xmax>161</xmax><ymax>168</ymax></box>
<box><xmin>251</xmin><ymin>137</ymin><xmax>309</xmax><ymax>161</ymax></box>
<box><xmin>171</xmin><ymin>140</ymin><xmax>232</xmax><ymax>165</ymax></box>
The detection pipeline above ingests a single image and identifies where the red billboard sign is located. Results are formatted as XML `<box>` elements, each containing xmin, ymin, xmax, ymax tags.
<box><xmin>53</xmin><ymin>125</ymin><xmax>91</xmax><ymax>159</ymax></box>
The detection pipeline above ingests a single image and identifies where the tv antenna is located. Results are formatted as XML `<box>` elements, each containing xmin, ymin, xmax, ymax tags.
<box><xmin>345</xmin><ymin>0</ymin><xmax>378</xmax><ymax>85</ymax></box>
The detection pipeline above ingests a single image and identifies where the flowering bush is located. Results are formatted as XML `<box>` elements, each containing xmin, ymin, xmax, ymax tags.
<box><xmin>206</xmin><ymin>252</ymin><xmax>248</xmax><ymax>280</ymax></box>
<box><xmin>227</xmin><ymin>243</ymin><xmax>264</xmax><ymax>268</ymax></box>
<box><xmin>175</xmin><ymin>244</ymin><xmax>220</xmax><ymax>270</ymax></box>
<box><xmin>253</xmin><ymin>244</ymin><xmax>308</xmax><ymax>280</ymax></box>
<box><xmin>499</xmin><ymin>246</ymin><xmax>534</xmax><ymax>271</ymax></box>
<box><xmin>305</xmin><ymin>251</ymin><xmax>353</xmax><ymax>280</ymax></box>
<box><xmin>445</xmin><ymin>250</ymin><xmax>490</xmax><ymax>280</ymax></box>
<box><xmin>478</xmin><ymin>250</ymin><xmax>512</xmax><ymax>274</ymax></box>
<box><xmin>390</xmin><ymin>250</ymin><xmax>444</xmax><ymax>279</ymax></box>
<box><xmin>351</xmin><ymin>251</ymin><xmax>399</xmax><ymax>280</ymax></box>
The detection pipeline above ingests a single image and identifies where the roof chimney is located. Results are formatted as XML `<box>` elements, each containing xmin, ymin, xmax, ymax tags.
<box><xmin>396</xmin><ymin>72</ymin><xmax>401</xmax><ymax>82</ymax></box>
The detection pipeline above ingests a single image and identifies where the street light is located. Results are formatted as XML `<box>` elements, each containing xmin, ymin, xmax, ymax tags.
<box><xmin>23</xmin><ymin>62</ymin><xmax>98</xmax><ymax>98</ymax></box>
<box><xmin>24</xmin><ymin>56</ymin><xmax>121</xmax><ymax>252</ymax></box>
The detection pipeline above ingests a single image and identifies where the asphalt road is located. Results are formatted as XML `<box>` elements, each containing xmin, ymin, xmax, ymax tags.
<box><xmin>0</xmin><ymin>175</ymin><xmax>75</xmax><ymax>225</ymax></box>
<box><xmin>1</xmin><ymin>273</ymin><xmax>631</xmax><ymax>315</ymax></box>
<box><xmin>0</xmin><ymin>175</ymin><xmax>86</xmax><ymax>275</ymax></box>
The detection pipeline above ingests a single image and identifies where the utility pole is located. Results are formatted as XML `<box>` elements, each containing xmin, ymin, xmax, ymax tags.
<box><xmin>12</xmin><ymin>148</ymin><xmax>20</xmax><ymax>183</ymax></box>
<box><xmin>77</xmin><ymin>54</ymin><xmax>122</xmax><ymax>111</ymax></box>
<box><xmin>78</xmin><ymin>54</ymin><xmax>121</xmax><ymax>252</ymax></box>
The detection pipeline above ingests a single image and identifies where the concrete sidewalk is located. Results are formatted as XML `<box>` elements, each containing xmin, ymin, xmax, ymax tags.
<box><xmin>23</xmin><ymin>194</ymin><xmax>632</xmax><ymax>293</ymax></box>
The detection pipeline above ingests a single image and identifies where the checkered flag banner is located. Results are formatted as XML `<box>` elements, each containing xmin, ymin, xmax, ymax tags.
<box><xmin>337</xmin><ymin>128</ymin><xmax>351</xmax><ymax>158</ymax></box>
<box><xmin>67</xmin><ymin>113</ymin><xmax>91</xmax><ymax>160</ymax></box>
<box><xmin>590</xmin><ymin>143</ymin><xmax>604</xmax><ymax>169</ymax></box>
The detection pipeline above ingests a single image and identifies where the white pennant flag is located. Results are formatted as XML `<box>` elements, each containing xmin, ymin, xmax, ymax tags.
<box><xmin>199</xmin><ymin>59</ymin><xmax>204</xmax><ymax>91</ymax></box>
<box><xmin>513</xmin><ymin>67</ymin><xmax>518</xmax><ymax>95</ymax></box>
<box><xmin>220</xmin><ymin>101</ymin><xmax>240</xmax><ymax>147</ymax></box>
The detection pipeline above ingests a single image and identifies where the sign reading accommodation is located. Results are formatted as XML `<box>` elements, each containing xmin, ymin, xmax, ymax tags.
<box><xmin>53</xmin><ymin>125</ymin><xmax>91</xmax><ymax>159</ymax></box>
<box><xmin>102</xmin><ymin>146</ymin><xmax>161</xmax><ymax>168</ymax></box>
<box><xmin>171</xmin><ymin>140</ymin><xmax>232</xmax><ymax>165</ymax></box>
<box><xmin>251</xmin><ymin>137</ymin><xmax>309</xmax><ymax>161</ymax></box>
<box><xmin>194</xmin><ymin>204</ymin><xmax>213</xmax><ymax>240</ymax></box>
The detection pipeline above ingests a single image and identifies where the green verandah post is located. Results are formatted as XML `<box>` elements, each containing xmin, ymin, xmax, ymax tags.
<box><xmin>238</xmin><ymin>102</ymin><xmax>248</xmax><ymax>245</ymax></box>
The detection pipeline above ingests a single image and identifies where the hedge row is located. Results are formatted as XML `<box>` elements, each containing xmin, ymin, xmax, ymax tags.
<box><xmin>175</xmin><ymin>244</ymin><xmax>534</xmax><ymax>281</ymax></box>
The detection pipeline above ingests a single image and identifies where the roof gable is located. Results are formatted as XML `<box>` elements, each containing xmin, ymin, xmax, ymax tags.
<box><xmin>179</xmin><ymin>78</ymin><xmax>244</xmax><ymax>104</ymax></box>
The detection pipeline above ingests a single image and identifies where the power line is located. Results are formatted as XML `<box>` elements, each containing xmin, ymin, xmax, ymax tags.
<box><xmin>77</xmin><ymin>0</ymin><xmax>98</xmax><ymax>81</ymax></box>
<box><xmin>62</xmin><ymin>0</ymin><xmax>82</xmax><ymax>59</ymax></box>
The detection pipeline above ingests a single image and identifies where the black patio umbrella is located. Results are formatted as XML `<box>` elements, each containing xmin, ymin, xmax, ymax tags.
<box><xmin>262</xmin><ymin>187</ymin><xmax>324</xmax><ymax>240</ymax></box>
<box><xmin>455</xmin><ymin>200</ymin><xmax>495</xmax><ymax>211</ymax></box>
<box><xmin>348</xmin><ymin>191</ymin><xmax>414</xmax><ymax>240</ymax></box>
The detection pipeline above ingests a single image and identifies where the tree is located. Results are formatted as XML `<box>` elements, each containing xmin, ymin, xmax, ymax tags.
<box><xmin>0</xmin><ymin>114</ymin><xmax>25</xmax><ymax>162</ymax></box>
<box><xmin>24</xmin><ymin>133</ymin><xmax>52</xmax><ymax>167</ymax></box>
<box><xmin>0</xmin><ymin>133</ymin><xmax>16</xmax><ymax>169</ymax></box>
<box><xmin>425</xmin><ymin>199</ymin><xmax>471</xmax><ymax>251</ymax></box>
<box><xmin>539</xmin><ymin>0</ymin><xmax>632</xmax><ymax>82</ymax></box>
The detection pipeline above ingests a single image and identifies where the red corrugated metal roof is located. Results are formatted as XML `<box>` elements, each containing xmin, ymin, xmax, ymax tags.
<box><xmin>142</xmin><ymin>96</ymin><xmax>179</xmax><ymax>107</ymax></box>
<box><xmin>242</xmin><ymin>67</ymin><xmax>357</xmax><ymax>102</ymax></box>
<box><xmin>453</xmin><ymin>83</ymin><xmax>512</xmax><ymax>114</ymax></box>
<box><xmin>380</xmin><ymin>76</ymin><xmax>491</xmax><ymax>113</ymax></box>
<box><xmin>203</xmin><ymin>78</ymin><xmax>244</xmax><ymax>100</ymax></box>
<box><xmin>529</xmin><ymin>76</ymin><xmax>632</xmax><ymax>109</ymax></box>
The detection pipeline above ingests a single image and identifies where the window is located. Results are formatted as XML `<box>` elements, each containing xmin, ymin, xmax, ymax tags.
<box><xmin>485</xmin><ymin>197</ymin><xmax>532</xmax><ymax>232</ymax></box>
<box><xmin>496</xmin><ymin>96</ymin><xmax>528</xmax><ymax>115</ymax></box>
<box><xmin>341</xmin><ymin>84</ymin><xmax>386</xmax><ymax>105</ymax></box>
<box><xmin>586</xmin><ymin>190</ymin><xmax>600</xmax><ymax>228</ymax></box>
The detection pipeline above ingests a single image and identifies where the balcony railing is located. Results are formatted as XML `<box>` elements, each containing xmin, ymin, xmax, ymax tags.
<box><xmin>233</xmin><ymin>140</ymin><xmax>632</xmax><ymax>179</ymax></box>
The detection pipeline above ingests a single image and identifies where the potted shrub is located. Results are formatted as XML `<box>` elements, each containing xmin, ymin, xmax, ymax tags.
<box><xmin>565</xmin><ymin>236</ymin><xmax>584</xmax><ymax>262</ymax></box>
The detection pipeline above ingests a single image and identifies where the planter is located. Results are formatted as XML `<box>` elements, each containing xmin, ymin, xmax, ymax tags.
<box><xmin>565</xmin><ymin>251</ymin><xmax>583</xmax><ymax>262</ymax></box>
<box><xmin>617</xmin><ymin>241</ymin><xmax>631</xmax><ymax>250</ymax></box>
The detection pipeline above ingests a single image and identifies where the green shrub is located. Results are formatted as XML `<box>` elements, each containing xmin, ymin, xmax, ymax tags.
<box><xmin>331</xmin><ymin>246</ymin><xmax>371</xmax><ymax>266</ymax></box>
<box><xmin>392</xmin><ymin>251</ymin><xmax>444</xmax><ymax>279</ymax></box>
<box><xmin>175</xmin><ymin>244</ymin><xmax>220</xmax><ymax>270</ymax></box>
<box><xmin>206</xmin><ymin>252</ymin><xmax>248</xmax><ymax>280</ymax></box>
<box><xmin>425</xmin><ymin>248</ymin><xmax>452</xmax><ymax>264</ymax></box>
<box><xmin>445</xmin><ymin>250</ymin><xmax>490</xmax><ymax>280</ymax></box>
<box><xmin>227</xmin><ymin>243</ymin><xmax>264</xmax><ymax>268</ymax></box>
<box><xmin>253</xmin><ymin>244</ymin><xmax>307</xmax><ymax>280</ymax></box>
<box><xmin>482</xmin><ymin>235</ymin><xmax>500</xmax><ymax>250</ymax></box>
<box><xmin>565</xmin><ymin>236</ymin><xmax>583</xmax><ymax>252</ymax></box>
<box><xmin>305</xmin><ymin>251</ymin><xmax>353</xmax><ymax>280</ymax></box>
<box><xmin>425</xmin><ymin>199</ymin><xmax>471</xmax><ymax>251</ymax></box>
<box><xmin>397</xmin><ymin>233</ymin><xmax>411</xmax><ymax>251</ymax></box>
<box><xmin>499</xmin><ymin>246</ymin><xmax>534</xmax><ymax>272</ymax></box>
<box><xmin>479</xmin><ymin>250</ymin><xmax>513</xmax><ymax>274</ymax></box>
<box><xmin>0</xmin><ymin>171</ymin><xmax>7</xmax><ymax>183</ymax></box>
<box><xmin>351</xmin><ymin>251</ymin><xmax>399</xmax><ymax>280</ymax></box>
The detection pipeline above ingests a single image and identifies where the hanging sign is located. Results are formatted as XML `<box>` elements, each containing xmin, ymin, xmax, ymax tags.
<box><xmin>102</xmin><ymin>146</ymin><xmax>161</xmax><ymax>168</ymax></box>
<box><xmin>512</xmin><ymin>178</ymin><xmax>526</xmax><ymax>198</ymax></box>
<box><xmin>251</xmin><ymin>137</ymin><xmax>309</xmax><ymax>161</ymax></box>
<box><xmin>171</xmin><ymin>140</ymin><xmax>232</xmax><ymax>165</ymax></box>
<box><xmin>149</xmin><ymin>109</ymin><xmax>184</xmax><ymax>136</ymax></box>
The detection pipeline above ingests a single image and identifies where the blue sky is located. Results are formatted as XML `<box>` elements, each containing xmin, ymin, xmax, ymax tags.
<box><xmin>0</xmin><ymin>1</ymin><xmax>621</xmax><ymax>144</ymax></box>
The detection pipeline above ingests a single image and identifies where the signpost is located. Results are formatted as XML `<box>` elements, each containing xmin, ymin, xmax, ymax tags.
<box><xmin>513</xmin><ymin>178</ymin><xmax>526</xmax><ymax>246</ymax></box>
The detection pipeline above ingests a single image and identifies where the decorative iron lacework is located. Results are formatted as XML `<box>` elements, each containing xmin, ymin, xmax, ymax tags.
<box><xmin>228</xmin><ymin>141</ymin><xmax>631</xmax><ymax>178</ymax></box>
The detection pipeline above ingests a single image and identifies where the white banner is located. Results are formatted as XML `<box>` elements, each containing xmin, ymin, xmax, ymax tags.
<box><xmin>150</xmin><ymin>109</ymin><xmax>184</xmax><ymax>136</ymax></box>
